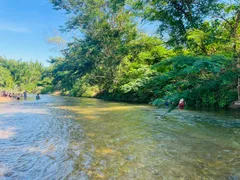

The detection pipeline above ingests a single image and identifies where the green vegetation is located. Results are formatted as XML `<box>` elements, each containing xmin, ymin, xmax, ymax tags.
<box><xmin>0</xmin><ymin>0</ymin><xmax>239</xmax><ymax>108</ymax></box>
<box><xmin>47</xmin><ymin>0</ymin><xmax>240</xmax><ymax>108</ymax></box>
<box><xmin>0</xmin><ymin>57</ymin><xmax>51</xmax><ymax>93</ymax></box>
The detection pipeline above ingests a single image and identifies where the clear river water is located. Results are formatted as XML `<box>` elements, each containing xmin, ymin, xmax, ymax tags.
<box><xmin>0</xmin><ymin>95</ymin><xmax>239</xmax><ymax>180</ymax></box>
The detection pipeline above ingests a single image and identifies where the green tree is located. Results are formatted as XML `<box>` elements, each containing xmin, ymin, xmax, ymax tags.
<box><xmin>50</xmin><ymin>0</ymin><xmax>138</xmax><ymax>91</ymax></box>
<box><xmin>134</xmin><ymin>0</ymin><xmax>218</xmax><ymax>48</ymax></box>
<box><xmin>151</xmin><ymin>55</ymin><xmax>238</xmax><ymax>108</ymax></box>
<box><xmin>0</xmin><ymin>57</ymin><xmax>46</xmax><ymax>92</ymax></box>
<box><xmin>0</xmin><ymin>66</ymin><xmax>14</xmax><ymax>89</ymax></box>
<box><xmin>49</xmin><ymin>0</ymin><xmax>240</xmax><ymax>108</ymax></box>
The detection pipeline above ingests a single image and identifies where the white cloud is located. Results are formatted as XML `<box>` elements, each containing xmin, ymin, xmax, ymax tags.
<box><xmin>0</xmin><ymin>24</ymin><xmax>30</xmax><ymax>33</ymax></box>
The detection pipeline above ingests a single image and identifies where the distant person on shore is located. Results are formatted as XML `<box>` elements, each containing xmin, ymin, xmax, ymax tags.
<box><xmin>178</xmin><ymin>98</ymin><xmax>185</xmax><ymax>109</ymax></box>
<box><xmin>36</xmin><ymin>93</ymin><xmax>41</xmax><ymax>100</ymax></box>
<box><xmin>23</xmin><ymin>91</ymin><xmax>27</xmax><ymax>100</ymax></box>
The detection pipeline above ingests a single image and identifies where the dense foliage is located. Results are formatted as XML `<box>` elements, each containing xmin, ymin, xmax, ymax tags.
<box><xmin>151</xmin><ymin>56</ymin><xmax>238</xmax><ymax>107</ymax></box>
<box><xmin>0</xmin><ymin>57</ymin><xmax>51</xmax><ymax>93</ymax></box>
<box><xmin>1</xmin><ymin>0</ymin><xmax>238</xmax><ymax>108</ymax></box>
<box><xmin>47</xmin><ymin>0</ymin><xmax>240</xmax><ymax>108</ymax></box>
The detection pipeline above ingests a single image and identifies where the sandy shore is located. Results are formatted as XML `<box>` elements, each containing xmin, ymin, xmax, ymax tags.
<box><xmin>0</xmin><ymin>97</ymin><xmax>12</xmax><ymax>103</ymax></box>
<box><xmin>52</xmin><ymin>91</ymin><xmax>61</xmax><ymax>96</ymax></box>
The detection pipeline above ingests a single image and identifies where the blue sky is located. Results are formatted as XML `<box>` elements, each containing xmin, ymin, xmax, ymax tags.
<box><xmin>0</xmin><ymin>0</ymin><xmax>68</xmax><ymax>66</ymax></box>
<box><xmin>0</xmin><ymin>0</ymin><xmax>158</xmax><ymax>66</ymax></box>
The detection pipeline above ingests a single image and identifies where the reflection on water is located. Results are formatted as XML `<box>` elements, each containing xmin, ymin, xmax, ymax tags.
<box><xmin>0</xmin><ymin>128</ymin><xmax>16</xmax><ymax>139</ymax></box>
<box><xmin>0</xmin><ymin>95</ymin><xmax>240</xmax><ymax>179</ymax></box>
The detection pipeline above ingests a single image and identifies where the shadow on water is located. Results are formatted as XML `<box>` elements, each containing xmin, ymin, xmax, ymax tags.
<box><xmin>0</xmin><ymin>95</ymin><xmax>240</xmax><ymax>179</ymax></box>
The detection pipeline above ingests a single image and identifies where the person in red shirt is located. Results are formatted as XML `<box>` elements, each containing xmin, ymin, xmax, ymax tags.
<box><xmin>178</xmin><ymin>98</ymin><xmax>185</xmax><ymax>109</ymax></box>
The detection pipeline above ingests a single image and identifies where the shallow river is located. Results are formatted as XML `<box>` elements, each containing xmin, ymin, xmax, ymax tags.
<box><xmin>0</xmin><ymin>95</ymin><xmax>240</xmax><ymax>179</ymax></box>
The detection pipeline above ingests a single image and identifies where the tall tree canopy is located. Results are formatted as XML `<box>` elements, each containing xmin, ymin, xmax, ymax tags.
<box><xmin>134</xmin><ymin>0</ymin><xmax>219</xmax><ymax>47</ymax></box>
<box><xmin>50</xmin><ymin>0</ymin><xmax>139</xmax><ymax>90</ymax></box>
<box><xmin>0</xmin><ymin>57</ymin><xmax>48</xmax><ymax>92</ymax></box>
<box><xmin>47</xmin><ymin>0</ymin><xmax>239</xmax><ymax>108</ymax></box>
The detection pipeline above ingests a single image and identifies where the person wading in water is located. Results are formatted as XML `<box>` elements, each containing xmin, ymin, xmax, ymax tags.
<box><xmin>36</xmin><ymin>93</ymin><xmax>41</xmax><ymax>100</ymax></box>
<box><xmin>178</xmin><ymin>98</ymin><xmax>185</xmax><ymax>109</ymax></box>
<box><xmin>23</xmin><ymin>91</ymin><xmax>27</xmax><ymax>100</ymax></box>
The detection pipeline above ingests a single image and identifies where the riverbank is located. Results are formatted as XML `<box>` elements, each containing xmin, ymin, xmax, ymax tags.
<box><xmin>51</xmin><ymin>90</ymin><xmax>240</xmax><ymax>111</ymax></box>
<box><xmin>0</xmin><ymin>97</ymin><xmax>12</xmax><ymax>103</ymax></box>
